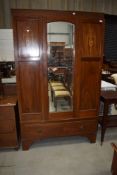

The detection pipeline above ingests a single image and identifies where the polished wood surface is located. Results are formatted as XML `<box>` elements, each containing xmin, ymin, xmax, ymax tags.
<box><xmin>79</xmin><ymin>58</ymin><xmax>101</xmax><ymax>110</ymax></box>
<box><xmin>16</xmin><ymin>20</ymin><xmax>42</xmax><ymax>60</ymax></box>
<box><xmin>101</xmin><ymin>91</ymin><xmax>117</xmax><ymax>100</ymax></box>
<box><xmin>111</xmin><ymin>143</ymin><xmax>117</xmax><ymax>175</ymax></box>
<box><xmin>22</xmin><ymin>119</ymin><xmax>97</xmax><ymax>150</ymax></box>
<box><xmin>18</xmin><ymin>62</ymin><xmax>42</xmax><ymax>113</ymax></box>
<box><xmin>12</xmin><ymin>9</ymin><xmax>104</xmax><ymax>150</ymax></box>
<box><xmin>0</xmin><ymin>95</ymin><xmax>17</xmax><ymax>106</ymax></box>
<box><xmin>99</xmin><ymin>91</ymin><xmax>117</xmax><ymax>145</ymax></box>
<box><xmin>0</xmin><ymin>96</ymin><xmax>19</xmax><ymax>149</ymax></box>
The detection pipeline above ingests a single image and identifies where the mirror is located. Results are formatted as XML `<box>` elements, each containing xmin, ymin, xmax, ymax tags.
<box><xmin>47</xmin><ymin>22</ymin><xmax>75</xmax><ymax>112</ymax></box>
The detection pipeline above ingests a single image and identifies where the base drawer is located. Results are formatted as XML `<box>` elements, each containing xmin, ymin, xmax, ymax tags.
<box><xmin>21</xmin><ymin>119</ymin><xmax>98</xmax><ymax>140</ymax></box>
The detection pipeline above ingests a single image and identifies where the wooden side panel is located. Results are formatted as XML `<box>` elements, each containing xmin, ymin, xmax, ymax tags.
<box><xmin>80</xmin><ymin>57</ymin><xmax>101</xmax><ymax>110</ymax></box>
<box><xmin>16</xmin><ymin>19</ymin><xmax>41</xmax><ymax>60</ymax></box>
<box><xmin>18</xmin><ymin>61</ymin><xmax>42</xmax><ymax>114</ymax></box>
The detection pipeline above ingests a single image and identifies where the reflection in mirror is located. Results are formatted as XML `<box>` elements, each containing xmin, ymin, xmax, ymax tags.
<box><xmin>47</xmin><ymin>22</ymin><xmax>74</xmax><ymax>113</ymax></box>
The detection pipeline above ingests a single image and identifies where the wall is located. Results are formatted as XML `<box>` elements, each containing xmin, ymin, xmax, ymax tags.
<box><xmin>0</xmin><ymin>29</ymin><xmax>14</xmax><ymax>61</ymax></box>
<box><xmin>0</xmin><ymin>0</ymin><xmax>117</xmax><ymax>28</ymax></box>
<box><xmin>0</xmin><ymin>0</ymin><xmax>117</xmax><ymax>61</ymax></box>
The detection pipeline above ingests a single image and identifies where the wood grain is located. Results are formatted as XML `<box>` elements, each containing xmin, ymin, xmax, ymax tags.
<box><xmin>12</xmin><ymin>9</ymin><xmax>104</xmax><ymax>150</ymax></box>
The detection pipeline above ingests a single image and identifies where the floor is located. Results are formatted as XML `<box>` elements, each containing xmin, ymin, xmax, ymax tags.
<box><xmin>0</xmin><ymin>127</ymin><xmax>117</xmax><ymax>175</ymax></box>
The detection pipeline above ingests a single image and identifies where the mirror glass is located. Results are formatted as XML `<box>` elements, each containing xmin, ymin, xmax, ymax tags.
<box><xmin>47</xmin><ymin>22</ymin><xmax>75</xmax><ymax>112</ymax></box>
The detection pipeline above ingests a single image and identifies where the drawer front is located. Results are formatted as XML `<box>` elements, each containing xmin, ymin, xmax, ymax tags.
<box><xmin>0</xmin><ymin>106</ymin><xmax>15</xmax><ymax>120</ymax></box>
<box><xmin>0</xmin><ymin>120</ymin><xmax>15</xmax><ymax>133</ymax></box>
<box><xmin>0</xmin><ymin>133</ymin><xmax>18</xmax><ymax>148</ymax></box>
<box><xmin>22</xmin><ymin>119</ymin><xmax>98</xmax><ymax>140</ymax></box>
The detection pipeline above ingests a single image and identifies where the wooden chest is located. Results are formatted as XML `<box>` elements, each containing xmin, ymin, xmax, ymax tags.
<box><xmin>0</xmin><ymin>96</ymin><xmax>19</xmax><ymax>149</ymax></box>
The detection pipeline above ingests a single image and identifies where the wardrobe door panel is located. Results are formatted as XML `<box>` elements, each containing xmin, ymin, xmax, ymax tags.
<box><xmin>16</xmin><ymin>20</ymin><xmax>41</xmax><ymax>60</ymax></box>
<box><xmin>18</xmin><ymin>61</ymin><xmax>42</xmax><ymax>114</ymax></box>
<box><xmin>80</xmin><ymin>22</ymin><xmax>103</xmax><ymax>57</ymax></box>
<box><xmin>77</xmin><ymin>17</ymin><xmax>104</xmax><ymax>118</ymax></box>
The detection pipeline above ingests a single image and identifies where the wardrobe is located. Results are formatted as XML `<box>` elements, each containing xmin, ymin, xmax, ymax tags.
<box><xmin>12</xmin><ymin>9</ymin><xmax>104</xmax><ymax>150</ymax></box>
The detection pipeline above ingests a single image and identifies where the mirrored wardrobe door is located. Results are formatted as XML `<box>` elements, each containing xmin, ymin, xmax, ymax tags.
<box><xmin>47</xmin><ymin>22</ymin><xmax>75</xmax><ymax>113</ymax></box>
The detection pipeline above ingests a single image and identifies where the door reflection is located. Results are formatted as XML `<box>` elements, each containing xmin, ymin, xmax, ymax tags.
<box><xmin>47</xmin><ymin>22</ymin><xmax>74</xmax><ymax>112</ymax></box>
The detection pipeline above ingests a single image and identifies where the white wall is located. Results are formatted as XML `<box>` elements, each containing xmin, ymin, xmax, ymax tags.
<box><xmin>0</xmin><ymin>29</ymin><xmax>14</xmax><ymax>61</ymax></box>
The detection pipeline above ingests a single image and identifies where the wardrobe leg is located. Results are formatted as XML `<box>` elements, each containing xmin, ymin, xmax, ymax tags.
<box><xmin>22</xmin><ymin>140</ymin><xmax>33</xmax><ymax>151</ymax></box>
<box><xmin>88</xmin><ymin>134</ymin><xmax>96</xmax><ymax>143</ymax></box>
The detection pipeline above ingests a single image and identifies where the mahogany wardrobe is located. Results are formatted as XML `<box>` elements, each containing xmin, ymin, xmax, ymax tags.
<box><xmin>12</xmin><ymin>9</ymin><xmax>104</xmax><ymax>150</ymax></box>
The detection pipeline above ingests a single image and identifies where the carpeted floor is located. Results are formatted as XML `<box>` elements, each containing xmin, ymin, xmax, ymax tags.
<box><xmin>0</xmin><ymin>127</ymin><xmax>117</xmax><ymax>175</ymax></box>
